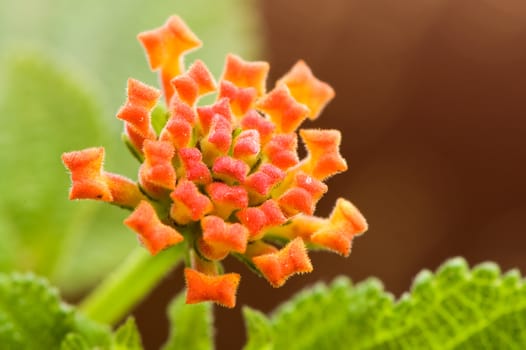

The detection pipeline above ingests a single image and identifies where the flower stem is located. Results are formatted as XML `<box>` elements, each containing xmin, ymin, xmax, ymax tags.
<box><xmin>79</xmin><ymin>244</ymin><xmax>185</xmax><ymax>325</ymax></box>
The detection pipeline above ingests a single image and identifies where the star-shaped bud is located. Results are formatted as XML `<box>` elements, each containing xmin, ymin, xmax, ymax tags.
<box><xmin>104</xmin><ymin>173</ymin><xmax>145</xmax><ymax>209</ymax></box>
<box><xmin>62</xmin><ymin>147</ymin><xmax>113</xmax><ymax>201</ymax></box>
<box><xmin>263</xmin><ymin>133</ymin><xmax>299</xmax><ymax>170</ymax></box>
<box><xmin>236</xmin><ymin>200</ymin><xmax>286</xmax><ymax>240</ymax></box>
<box><xmin>277</xmin><ymin>171</ymin><xmax>328</xmax><ymax>216</ymax></box>
<box><xmin>268</xmin><ymin>214</ymin><xmax>326</xmax><ymax>241</ymax></box>
<box><xmin>138</xmin><ymin>15</ymin><xmax>202</xmax><ymax>103</ymax></box>
<box><xmin>252</xmin><ymin>237</ymin><xmax>313</xmax><ymax>287</ymax></box>
<box><xmin>124</xmin><ymin>201</ymin><xmax>184</xmax><ymax>255</ymax></box>
<box><xmin>300</xmin><ymin>129</ymin><xmax>347</xmax><ymax>180</ymax></box>
<box><xmin>160</xmin><ymin>98</ymin><xmax>196</xmax><ymax>149</ymax></box>
<box><xmin>277</xmin><ymin>60</ymin><xmax>335</xmax><ymax>120</ymax></box>
<box><xmin>177</xmin><ymin>148</ymin><xmax>211</xmax><ymax>184</ymax></box>
<box><xmin>212</xmin><ymin>156</ymin><xmax>250</xmax><ymax>184</ymax></box>
<box><xmin>117</xmin><ymin>79</ymin><xmax>160</xmax><ymax>153</ymax></box>
<box><xmin>185</xmin><ymin>268</ymin><xmax>240</xmax><ymax>308</ymax></box>
<box><xmin>240</xmin><ymin>109</ymin><xmax>275</xmax><ymax>145</ymax></box>
<box><xmin>244</xmin><ymin>164</ymin><xmax>285</xmax><ymax>201</ymax></box>
<box><xmin>201</xmin><ymin>115</ymin><xmax>233</xmax><ymax>164</ymax></box>
<box><xmin>311</xmin><ymin>199</ymin><xmax>368</xmax><ymax>256</ymax></box>
<box><xmin>218</xmin><ymin>80</ymin><xmax>257</xmax><ymax>117</ymax></box>
<box><xmin>196</xmin><ymin>98</ymin><xmax>232</xmax><ymax>135</ymax></box>
<box><xmin>256</xmin><ymin>85</ymin><xmax>309</xmax><ymax>133</ymax></box>
<box><xmin>170</xmin><ymin>180</ymin><xmax>212</xmax><ymax>225</ymax></box>
<box><xmin>233</xmin><ymin>129</ymin><xmax>260</xmax><ymax>165</ymax></box>
<box><xmin>222</xmin><ymin>54</ymin><xmax>269</xmax><ymax>96</ymax></box>
<box><xmin>197</xmin><ymin>215</ymin><xmax>248</xmax><ymax>260</ymax></box>
<box><xmin>206</xmin><ymin>182</ymin><xmax>248</xmax><ymax>219</ymax></box>
<box><xmin>172</xmin><ymin>60</ymin><xmax>216</xmax><ymax>106</ymax></box>
<box><xmin>139</xmin><ymin>140</ymin><xmax>176</xmax><ymax>197</ymax></box>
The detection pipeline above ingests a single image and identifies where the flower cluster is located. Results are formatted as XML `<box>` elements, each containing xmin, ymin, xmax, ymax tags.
<box><xmin>62</xmin><ymin>16</ymin><xmax>367</xmax><ymax>308</ymax></box>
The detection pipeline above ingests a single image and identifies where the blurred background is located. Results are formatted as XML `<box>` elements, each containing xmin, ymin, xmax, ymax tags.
<box><xmin>1</xmin><ymin>0</ymin><xmax>526</xmax><ymax>349</ymax></box>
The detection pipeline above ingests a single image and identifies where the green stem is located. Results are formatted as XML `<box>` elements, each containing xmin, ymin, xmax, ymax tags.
<box><xmin>79</xmin><ymin>244</ymin><xmax>185</xmax><ymax>325</ymax></box>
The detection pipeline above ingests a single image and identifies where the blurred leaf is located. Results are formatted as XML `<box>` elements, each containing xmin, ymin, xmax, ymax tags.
<box><xmin>112</xmin><ymin>317</ymin><xmax>143</xmax><ymax>350</ymax></box>
<box><xmin>0</xmin><ymin>273</ymin><xmax>112</xmax><ymax>349</ymax></box>
<box><xmin>162</xmin><ymin>290</ymin><xmax>213</xmax><ymax>350</ymax></box>
<box><xmin>0</xmin><ymin>53</ymin><xmax>135</xmax><ymax>294</ymax></box>
<box><xmin>244</xmin><ymin>258</ymin><xmax>526</xmax><ymax>349</ymax></box>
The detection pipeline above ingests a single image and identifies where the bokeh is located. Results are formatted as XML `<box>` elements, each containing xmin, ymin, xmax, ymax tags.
<box><xmin>1</xmin><ymin>0</ymin><xmax>526</xmax><ymax>349</ymax></box>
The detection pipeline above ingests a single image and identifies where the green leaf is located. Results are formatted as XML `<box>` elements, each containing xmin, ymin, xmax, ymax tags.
<box><xmin>112</xmin><ymin>317</ymin><xmax>143</xmax><ymax>350</ymax></box>
<box><xmin>162</xmin><ymin>290</ymin><xmax>213</xmax><ymax>350</ymax></box>
<box><xmin>0</xmin><ymin>52</ymin><xmax>135</xmax><ymax>294</ymax></box>
<box><xmin>0</xmin><ymin>273</ymin><xmax>111</xmax><ymax>349</ymax></box>
<box><xmin>244</xmin><ymin>258</ymin><xmax>526</xmax><ymax>349</ymax></box>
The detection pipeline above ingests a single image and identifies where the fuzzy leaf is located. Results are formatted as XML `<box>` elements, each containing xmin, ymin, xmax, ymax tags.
<box><xmin>162</xmin><ymin>290</ymin><xmax>213</xmax><ymax>350</ymax></box>
<box><xmin>244</xmin><ymin>258</ymin><xmax>526</xmax><ymax>349</ymax></box>
<box><xmin>0</xmin><ymin>273</ymin><xmax>112</xmax><ymax>350</ymax></box>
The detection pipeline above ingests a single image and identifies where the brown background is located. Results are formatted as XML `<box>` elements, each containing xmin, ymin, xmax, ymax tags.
<box><xmin>134</xmin><ymin>1</ymin><xmax>526</xmax><ymax>348</ymax></box>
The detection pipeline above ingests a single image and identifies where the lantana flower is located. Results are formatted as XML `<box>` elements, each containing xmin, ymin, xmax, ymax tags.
<box><xmin>62</xmin><ymin>15</ymin><xmax>367</xmax><ymax>308</ymax></box>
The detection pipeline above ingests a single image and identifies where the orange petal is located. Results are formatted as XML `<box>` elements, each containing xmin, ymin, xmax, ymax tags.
<box><xmin>300</xmin><ymin>129</ymin><xmax>347</xmax><ymax>180</ymax></box>
<box><xmin>199</xmin><ymin>215</ymin><xmax>248</xmax><ymax>260</ymax></box>
<box><xmin>124</xmin><ymin>201</ymin><xmax>184</xmax><ymax>255</ymax></box>
<box><xmin>197</xmin><ymin>98</ymin><xmax>232</xmax><ymax>135</ymax></box>
<box><xmin>268</xmin><ymin>214</ymin><xmax>326</xmax><ymax>241</ymax></box>
<box><xmin>236</xmin><ymin>200</ymin><xmax>286</xmax><ymax>240</ymax></box>
<box><xmin>256</xmin><ymin>85</ymin><xmax>309</xmax><ymax>133</ymax></box>
<box><xmin>177</xmin><ymin>147</ymin><xmax>211</xmax><ymax>184</ymax></box>
<box><xmin>222</xmin><ymin>54</ymin><xmax>269</xmax><ymax>96</ymax></box>
<box><xmin>212</xmin><ymin>156</ymin><xmax>250</xmax><ymax>184</ymax></box>
<box><xmin>185</xmin><ymin>268</ymin><xmax>240</xmax><ymax>308</ymax></box>
<box><xmin>139</xmin><ymin>140</ymin><xmax>176</xmax><ymax>197</ymax></box>
<box><xmin>103</xmin><ymin>172</ymin><xmax>144</xmax><ymax>209</ymax></box>
<box><xmin>170</xmin><ymin>180</ymin><xmax>212</xmax><ymax>225</ymax></box>
<box><xmin>244</xmin><ymin>164</ymin><xmax>285</xmax><ymax>198</ymax></box>
<box><xmin>233</xmin><ymin>129</ymin><xmax>260</xmax><ymax>164</ymax></box>
<box><xmin>310</xmin><ymin>198</ymin><xmax>367</xmax><ymax>256</ymax></box>
<box><xmin>252</xmin><ymin>237</ymin><xmax>312</xmax><ymax>287</ymax></box>
<box><xmin>263</xmin><ymin>133</ymin><xmax>299</xmax><ymax>170</ymax></box>
<box><xmin>278</xmin><ymin>188</ymin><xmax>314</xmax><ymax>216</ymax></box>
<box><xmin>171</xmin><ymin>60</ymin><xmax>216</xmax><ymax>106</ymax></box>
<box><xmin>277</xmin><ymin>60</ymin><xmax>335</xmax><ymax>120</ymax></box>
<box><xmin>137</xmin><ymin>15</ymin><xmax>202</xmax><ymax>103</ymax></box>
<box><xmin>218</xmin><ymin>80</ymin><xmax>257</xmax><ymax>117</ymax></box>
<box><xmin>117</xmin><ymin>79</ymin><xmax>160</xmax><ymax>138</ymax></box>
<box><xmin>206</xmin><ymin>182</ymin><xmax>248</xmax><ymax>218</ymax></box>
<box><xmin>62</xmin><ymin>147</ymin><xmax>112</xmax><ymax>202</ymax></box>
<box><xmin>240</xmin><ymin>109</ymin><xmax>275</xmax><ymax>145</ymax></box>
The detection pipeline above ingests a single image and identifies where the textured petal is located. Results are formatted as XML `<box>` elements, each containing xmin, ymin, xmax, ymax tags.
<box><xmin>170</xmin><ymin>180</ymin><xmax>212</xmax><ymax>225</ymax></box>
<box><xmin>212</xmin><ymin>156</ymin><xmax>250</xmax><ymax>184</ymax></box>
<box><xmin>263</xmin><ymin>133</ymin><xmax>299</xmax><ymax>170</ymax></box>
<box><xmin>206</xmin><ymin>182</ymin><xmax>248</xmax><ymax>218</ymax></box>
<box><xmin>177</xmin><ymin>147</ymin><xmax>211</xmax><ymax>184</ymax></box>
<box><xmin>218</xmin><ymin>80</ymin><xmax>257</xmax><ymax>117</ymax></box>
<box><xmin>256</xmin><ymin>85</ymin><xmax>309</xmax><ymax>133</ymax></box>
<box><xmin>252</xmin><ymin>237</ymin><xmax>312</xmax><ymax>287</ymax></box>
<box><xmin>139</xmin><ymin>140</ymin><xmax>176</xmax><ymax>195</ymax></box>
<box><xmin>222</xmin><ymin>54</ymin><xmax>269</xmax><ymax>96</ymax></box>
<box><xmin>277</xmin><ymin>60</ymin><xmax>335</xmax><ymax>120</ymax></box>
<box><xmin>300</xmin><ymin>129</ymin><xmax>347</xmax><ymax>180</ymax></box>
<box><xmin>240</xmin><ymin>109</ymin><xmax>275</xmax><ymax>145</ymax></box>
<box><xmin>124</xmin><ymin>201</ymin><xmax>184</xmax><ymax>255</ymax></box>
<box><xmin>62</xmin><ymin>147</ymin><xmax>112</xmax><ymax>202</ymax></box>
<box><xmin>172</xmin><ymin>60</ymin><xmax>216</xmax><ymax>106</ymax></box>
<box><xmin>185</xmin><ymin>268</ymin><xmax>240</xmax><ymax>308</ymax></box>
<box><xmin>198</xmin><ymin>215</ymin><xmax>248</xmax><ymax>260</ymax></box>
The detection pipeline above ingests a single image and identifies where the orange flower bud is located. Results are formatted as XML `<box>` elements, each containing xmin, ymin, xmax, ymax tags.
<box><xmin>138</xmin><ymin>15</ymin><xmax>202</xmax><ymax>103</ymax></box>
<box><xmin>212</xmin><ymin>156</ymin><xmax>250</xmax><ymax>184</ymax></box>
<box><xmin>170</xmin><ymin>180</ymin><xmax>212</xmax><ymax>225</ymax></box>
<box><xmin>139</xmin><ymin>140</ymin><xmax>176</xmax><ymax>196</ymax></box>
<box><xmin>300</xmin><ymin>129</ymin><xmax>347</xmax><ymax>180</ymax></box>
<box><xmin>222</xmin><ymin>54</ymin><xmax>269</xmax><ymax>96</ymax></box>
<box><xmin>277</xmin><ymin>60</ymin><xmax>335</xmax><ymax>120</ymax></box>
<box><xmin>198</xmin><ymin>216</ymin><xmax>248</xmax><ymax>260</ymax></box>
<box><xmin>252</xmin><ymin>237</ymin><xmax>313</xmax><ymax>287</ymax></box>
<box><xmin>206</xmin><ymin>182</ymin><xmax>248</xmax><ymax>219</ymax></box>
<box><xmin>124</xmin><ymin>201</ymin><xmax>184</xmax><ymax>255</ymax></box>
<box><xmin>196</xmin><ymin>98</ymin><xmax>232</xmax><ymax>134</ymax></box>
<box><xmin>103</xmin><ymin>173</ymin><xmax>144</xmax><ymax>209</ymax></box>
<box><xmin>244</xmin><ymin>164</ymin><xmax>285</xmax><ymax>200</ymax></box>
<box><xmin>236</xmin><ymin>200</ymin><xmax>285</xmax><ymax>240</ymax></box>
<box><xmin>177</xmin><ymin>148</ymin><xmax>211</xmax><ymax>184</ymax></box>
<box><xmin>233</xmin><ymin>129</ymin><xmax>260</xmax><ymax>165</ymax></box>
<box><xmin>185</xmin><ymin>268</ymin><xmax>240</xmax><ymax>308</ymax></box>
<box><xmin>256</xmin><ymin>85</ymin><xmax>309</xmax><ymax>134</ymax></box>
<box><xmin>62</xmin><ymin>147</ymin><xmax>113</xmax><ymax>202</ymax></box>
<box><xmin>218</xmin><ymin>80</ymin><xmax>257</xmax><ymax>117</ymax></box>
<box><xmin>311</xmin><ymin>198</ymin><xmax>368</xmax><ymax>256</ymax></box>
<box><xmin>201</xmin><ymin>115</ymin><xmax>233</xmax><ymax>163</ymax></box>
<box><xmin>240</xmin><ymin>109</ymin><xmax>275</xmax><ymax>145</ymax></box>
<box><xmin>171</xmin><ymin>60</ymin><xmax>216</xmax><ymax>106</ymax></box>
<box><xmin>263</xmin><ymin>133</ymin><xmax>299</xmax><ymax>170</ymax></box>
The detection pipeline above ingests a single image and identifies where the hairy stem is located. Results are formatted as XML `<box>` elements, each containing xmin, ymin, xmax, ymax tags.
<box><xmin>79</xmin><ymin>244</ymin><xmax>185</xmax><ymax>325</ymax></box>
